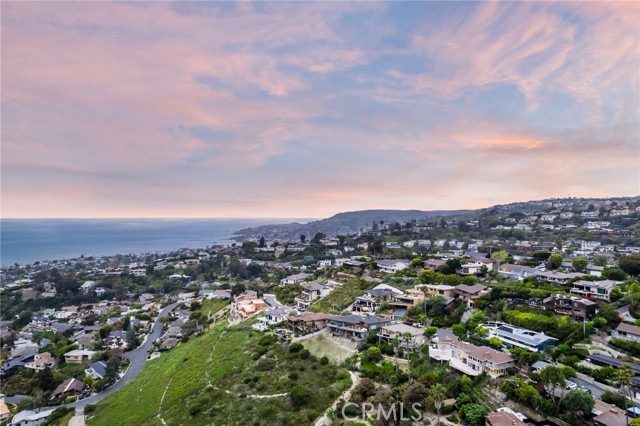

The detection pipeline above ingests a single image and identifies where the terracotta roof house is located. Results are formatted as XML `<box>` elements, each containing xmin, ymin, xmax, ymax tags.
<box><xmin>486</xmin><ymin>411</ymin><xmax>526</xmax><ymax>426</ymax></box>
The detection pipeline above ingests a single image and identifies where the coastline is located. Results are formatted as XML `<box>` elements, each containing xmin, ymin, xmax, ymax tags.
<box><xmin>0</xmin><ymin>218</ymin><xmax>310</xmax><ymax>266</ymax></box>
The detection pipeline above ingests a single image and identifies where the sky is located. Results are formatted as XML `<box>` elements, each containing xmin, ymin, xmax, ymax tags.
<box><xmin>2</xmin><ymin>1</ymin><xmax>639</xmax><ymax>219</ymax></box>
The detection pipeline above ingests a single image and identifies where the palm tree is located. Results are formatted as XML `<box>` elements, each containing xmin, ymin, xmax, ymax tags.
<box><xmin>402</xmin><ymin>332</ymin><xmax>413</xmax><ymax>381</ymax></box>
<box><xmin>430</xmin><ymin>383</ymin><xmax>446</xmax><ymax>426</ymax></box>
<box><xmin>391</xmin><ymin>336</ymin><xmax>400</xmax><ymax>374</ymax></box>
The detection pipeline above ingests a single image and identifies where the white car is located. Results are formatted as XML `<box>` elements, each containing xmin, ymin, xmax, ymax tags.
<box><xmin>566</xmin><ymin>381</ymin><xmax>578</xmax><ymax>390</ymax></box>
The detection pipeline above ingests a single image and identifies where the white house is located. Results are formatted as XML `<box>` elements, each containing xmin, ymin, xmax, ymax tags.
<box><xmin>376</xmin><ymin>259</ymin><xmax>410</xmax><ymax>274</ymax></box>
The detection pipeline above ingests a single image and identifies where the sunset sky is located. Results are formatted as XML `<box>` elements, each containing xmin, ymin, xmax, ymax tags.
<box><xmin>2</xmin><ymin>1</ymin><xmax>639</xmax><ymax>219</ymax></box>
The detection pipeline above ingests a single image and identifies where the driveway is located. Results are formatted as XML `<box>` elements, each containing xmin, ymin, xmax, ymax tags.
<box><xmin>67</xmin><ymin>302</ymin><xmax>180</xmax><ymax>409</ymax></box>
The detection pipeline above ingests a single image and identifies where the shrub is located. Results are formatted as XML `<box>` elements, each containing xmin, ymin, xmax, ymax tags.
<box><xmin>290</xmin><ymin>385</ymin><xmax>313</xmax><ymax>407</ymax></box>
<box><xmin>289</xmin><ymin>343</ymin><xmax>304</xmax><ymax>353</ymax></box>
<box><xmin>299</xmin><ymin>349</ymin><xmax>310</xmax><ymax>359</ymax></box>
<box><xmin>256</xmin><ymin>359</ymin><xmax>276</xmax><ymax>371</ymax></box>
<box><xmin>320</xmin><ymin>356</ymin><xmax>329</xmax><ymax>365</ymax></box>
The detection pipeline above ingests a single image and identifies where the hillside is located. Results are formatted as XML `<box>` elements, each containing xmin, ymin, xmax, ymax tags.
<box><xmin>233</xmin><ymin>208</ymin><xmax>470</xmax><ymax>241</ymax></box>
<box><xmin>232</xmin><ymin>196</ymin><xmax>640</xmax><ymax>242</ymax></box>
<box><xmin>87</xmin><ymin>316</ymin><xmax>351</xmax><ymax>426</ymax></box>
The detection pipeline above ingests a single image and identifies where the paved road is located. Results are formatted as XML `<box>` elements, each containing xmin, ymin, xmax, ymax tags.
<box><xmin>68</xmin><ymin>302</ymin><xmax>180</xmax><ymax>410</ymax></box>
<box><xmin>570</xmin><ymin>376</ymin><xmax>606</xmax><ymax>400</ymax></box>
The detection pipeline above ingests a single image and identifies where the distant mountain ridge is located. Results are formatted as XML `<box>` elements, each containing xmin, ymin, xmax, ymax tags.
<box><xmin>233</xmin><ymin>208</ymin><xmax>470</xmax><ymax>241</ymax></box>
<box><xmin>233</xmin><ymin>196</ymin><xmax>639</xmax><ymax>242</ymax></box>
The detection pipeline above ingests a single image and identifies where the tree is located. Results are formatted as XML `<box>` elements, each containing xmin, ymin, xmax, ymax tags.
<box><xmin>539</xmin><ymin>365</ymin><xmax>566</xmax><ymax>405</ymax></box>
<box><xmin>488</xmin><ymin>337</ymin><xmax>502</xmax><ymax>348</ymax></box>
<box><xmin>533</xmin><ymin>250</ymin><xmax>551</xmax><ymax>261</ymax></box>
<box><xmin>615</xmin><ymin>364</ymin><xmax>634</xmax><ymax>426</ymax></box>
<box><xmin>572</xmin><ymin>258</ymin><xmax>588</xmax><ymax>272</ymax></box>
<box><xmin>491</xmin><ymin>250</ymin><xmax>509</xmax><ymax>263</ymax></box>
<box><xmin>391</xmin><ymin>336</ymin><xmax>400</xmax><ymax>374</ymax></box>
<box><xmin>460</xmin><ymin>403</ymin><xmax>488</xmax><ymax>426</ymax></box>
<box><xmin>430</xmin><ymin>383</ymin><xmax>446</xmax><ymax>426</ymax></box>
<box><xmin>620</xmin><ymin>254</ymin><xmax>640</xmax><ymax>277</ymax></box>
<box><xmin>603</xmin><ymin>267</ymin><xmax>628</xmax><ymax>281</ymax></box>
<box><xmin>36</xmin><ymin>367</ymin><xmax>57</xmax><ymax>391</ymax></box>
<box><xmin>366</xmin><ymin>346</ymin><xmax>382</xmax><ymax>363</ymax></box>
<box><xmin>311</xmin><ymin>232</ymin><xmax>326</xmax><ymax>244</ymax></box>
<box><xmin>402</xmin><ymin>383</ymin><xmax>428</xmax><ymax>407</ymax></box>
<box><xmin>402</xmin><ymin>332</ymin><xmax>413</xmax><ymax>381</ymax></box>
<box><xmin>368</xmin><ymin>239</ymin><xmax>384</xmax><ymax>255</ymax></box>
<box><xmin>258</xmin><ymin>237</ymin><xmax>265</xmax><ymax>248</ymax></box>
<box><xmin>562</xmin><ymin>390</ymin><xmax>594</xmax><ymax>421</ymax></box>
<box><xmin>424</xmin><ymin>326</ymin><xmax>437</xmax><ymax>341</ymax></box>
<box><xmin>300</xmin><ymin>234</ymin><xmax>306</xmax><ymax>244</ymax></box>
<box><xmin>126</xmin><ymin>329</ymin><xmax>139</xmax><ymax>350</ymax></box>
<box><xmin>548</xmin><ymin>254</ymin><xmax>563</xmax><ymax>270</ymax></box>
<box><xmin>290</xmin><ymin>385</ymin><xmax>313</xmax><ymax>407</ymax></box>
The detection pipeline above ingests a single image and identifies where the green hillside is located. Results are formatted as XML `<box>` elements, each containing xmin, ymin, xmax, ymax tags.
<box><xmin>87</xmin><ymin>317</ymin><xmax>351</xmax><ymax>426</ymax></box>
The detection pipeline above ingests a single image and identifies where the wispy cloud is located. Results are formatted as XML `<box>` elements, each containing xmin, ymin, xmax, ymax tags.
<box><xmin>1</xmin><ymin>1</ymin><xmax>638</xmax><ymax>218</ymax></box>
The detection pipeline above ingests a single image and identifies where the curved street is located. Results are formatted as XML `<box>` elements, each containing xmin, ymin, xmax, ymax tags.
<box><xmin>68</xmin><ymin>302</ymin><xmax>180</xmax><ymax>410</ymax></box>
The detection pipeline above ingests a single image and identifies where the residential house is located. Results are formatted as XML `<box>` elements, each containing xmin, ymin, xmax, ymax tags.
<box><xmin>164</xmin><ymin>326</ymin><xmax>183</xmax><ymax>340</ymax></box>
<box><xmin>423</xmin><ymin>259</ymin><xmax>446</xmax><ymax>271</ymax></box>
<box><xmin>229</xmin><ymin>291</ymin><xmax>267</xmax><ymax>320</ymax></box>
<box><xmin>454</xmin><ymin>284</ymin><xmax>489</xmax><ymax>308</ymax></box>
<box><xmin>52</xmin><ymin>378</ymin><xmax>85</xmax><ymax>399</ymax></box>
<box><xmin>80</xmin><ymin>281</ymin><xmax>96</xmax><ymax>293</ymax></box>
<box><xmin>581</xmin><ymin>211</ymin><xmax>599</xmax><ymax>219</ymax></box>
<box><xmin>10</xmin><ymin>408</ymin><xmax>56</xmax><ymax>426</ymax></box>
<box><xmin>24</xmin><ymin>352</ymin><xmax>57</xmax><ymax>371</ymax></box>
<box><xmin>542</xmin><ymin>295</ymin><xmax>597</xmax><ymax>320</ymax></box>
<box><xmin>352</xmin><ymin>284</ymin><xmax>404</xmax><ymax>314</ymax></box>
<box><xmin>286</xmin><ymin>312</ymin><xmax>335</xmax><ymax>336</ymax></box>
<box><xmin>497</xmin><ymin>264</ymin><xmax>537</xmax><ymax>280</ymax></box>
<box><xmin>376</xmin><ymin>259</ymin><xmax>410</xmax><ymax>274</ymax></box>
<box><xmin>106</xmin><ymin>331</ymin><xmax>128</xmax><ymax>349</ymax></box>
<box><xmin>486</xmin><ymin>411</ymin><xmax>526</xmax><ymax>426</ymax></box>
<box><xmin>327</xmin><ymin>315</ymin><xmax>392</xmax><ymax>342</ymax></box>
<box><xmin>571</xmin><ymin>280</ymin><xmax>621</xmax><ymax>301</ymax></box>
<box><xmin>419</xmin><ymin>284</ymin><xmax>456</xmax><ymax>298</ymax></box>
<box><xmin>280</xmin><ymin>273</ymin><xmax>311</xmax><ymax>286</ymax></box>
<box><xmin>534</xmin><ymin>270</ymin><xmax>585</xmax><ymax>285</ymax></box>
<box><xmin>1</xmin><ymin>352</ymin><xmax>37</xmax><ymax>377</ymax></box>
<box><xmin>64</xmin><ymin>349</ymin><xmax>95</xmax><ymax>364</ymax></box>
<box><xmin>482</xmin><ymin>322</ymin><xmax>557</xmax><ymax>352</ymax></box>
<box><xmin>378</xmin><ymin>323</ymin><xmax>425</xmax><ymax>351</ymax></box>
<box><xmin>11</xmin><ymin>339</ymin><xmax>38</xmax><ymax>358</ymax></box>
<box><xmin>84</xmin><ymin>360</ymin><xmax>108</xmax><ymax>380</ymax></box>
<box><xmin>429</xmin><ymin>334</ymin><xmax>514</xmax><ymax>378</ymax></box>
<box><xmin>612</xmin><ymin>323</ymin><xmax>640</xmax><ymax>343</ymax></box>
<box><xmin>457</xmin><ymin>259</ymin><xmax>494</xmax><ymax>276</ymax></box>
<box><xmin>531</xmin><ymin>360</ymin><xmax>552</xmax><ymax>373</ymax></box>
<box><xmin>202</xmin><ymin>289</ymin><xmax>231</xmax><ymax>300</ymax></box>
<box><xmin>343</xmin><ymin>260</ymin><xmax>366</xmax><ymax>272</ymax></box>
<box><xmin>295</xmin><ymin>283</ymin><xmax>333</xmax><ymax>311</ymax></box>
<box><xmin>253</xmin><ymin>308</ymin><xmax>291</xmax><ymax>331</ymax></box>
<box><xmin>0</xmin><ymin>399</ymin><xmax>9</xmax><ymax>421</ymax></box>
<box><xmin>593</xmin><ymin>400</ymin><xmax>629</xmax><ymax>426</ymax></box>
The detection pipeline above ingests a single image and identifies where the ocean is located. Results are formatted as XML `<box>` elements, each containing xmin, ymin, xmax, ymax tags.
<box><xmin>0</xmin><ymin>218</ymin><xmax>308</xmax><ymax>266</ymax></box>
